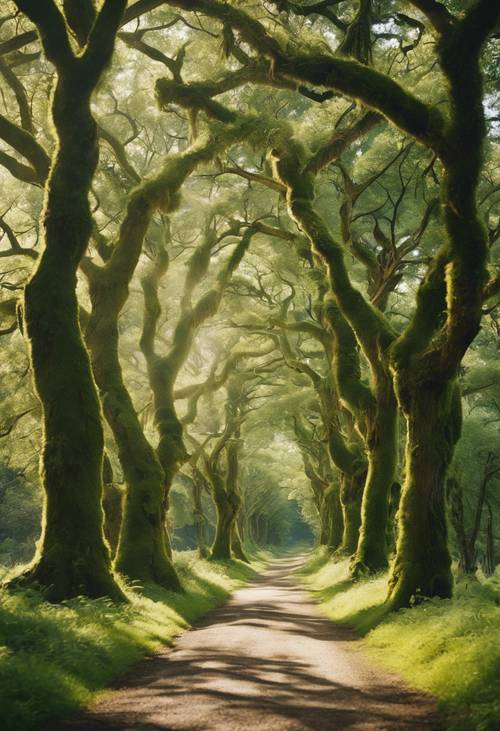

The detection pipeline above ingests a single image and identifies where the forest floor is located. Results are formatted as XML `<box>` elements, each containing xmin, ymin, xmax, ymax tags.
<box><xmin>43</xmin><ymin>555</ymin><xmax>443</xmax><ymax>731</ymax></box>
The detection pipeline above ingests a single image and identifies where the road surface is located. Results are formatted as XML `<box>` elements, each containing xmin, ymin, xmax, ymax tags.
<box><xmin>47</xmin><ymin>555</ymin><xmax>443</xmax><ymax>730</ymax></box>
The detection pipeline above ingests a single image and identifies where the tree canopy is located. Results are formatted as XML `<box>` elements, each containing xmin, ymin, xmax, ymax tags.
<box><xmin>0</xmin><ymin>0</ymin><xmax>498</xmax><ymax>611</ymax></box>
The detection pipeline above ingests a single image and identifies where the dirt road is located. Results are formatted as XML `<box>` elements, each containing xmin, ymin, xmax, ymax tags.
<box><xmin>47</xmin><ymin>556</ymin><xmax>443</xmax><ymax>730</ymax></box>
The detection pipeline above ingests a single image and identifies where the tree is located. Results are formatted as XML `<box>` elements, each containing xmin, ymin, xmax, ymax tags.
<box><xmin>10</xmin><ymin>0</ymin><xmax>126</xmax><ymax>601</ymax></box>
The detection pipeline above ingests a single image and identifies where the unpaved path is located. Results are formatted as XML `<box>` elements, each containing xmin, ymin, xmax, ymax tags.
<box><xmin>47</xmin><ymin>556</ymin><xmax>443</xmax><ymax>730</ymax></box>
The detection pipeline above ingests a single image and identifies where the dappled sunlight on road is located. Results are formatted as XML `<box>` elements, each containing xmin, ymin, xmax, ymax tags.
<box><xmin>46</xmin><ymin>556</ymin><xmax>443</xmax><ymax>731</ymax></box>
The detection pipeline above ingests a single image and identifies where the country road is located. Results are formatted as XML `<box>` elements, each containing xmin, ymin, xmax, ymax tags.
<box><xmin>46</xmin><ymin>556</ymin><xmax>443</xmax><ymax>730</ymax></box>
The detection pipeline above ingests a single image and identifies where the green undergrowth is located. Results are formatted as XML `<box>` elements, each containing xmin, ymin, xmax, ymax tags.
<box><xmin>0</xmin><ymin>548</ymin><xmax>268</xmax><ymax>731</ymax></box>
<box><xmin>299</xmin><ymin>548</ymin><xmax>500</xmax><ymax>731</ymax></box>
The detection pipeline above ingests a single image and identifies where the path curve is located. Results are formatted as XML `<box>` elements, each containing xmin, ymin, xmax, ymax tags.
<box><xmin>47</xmin><ymin>556</ymin><xmax>443</xmax><ymax>730</ymax></box>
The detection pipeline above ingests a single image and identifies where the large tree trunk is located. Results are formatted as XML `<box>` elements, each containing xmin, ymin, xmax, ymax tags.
<box><xmin>339</xmin><ymin>473</ymin><xmax>363</xmax><ymax>555</ymax></box>
<box><xmin>86</xmin><ymin>279</ymin><xmax>180</xmax><ymax>590</ymax></box>
<box><xmin>387</xmin><ymin>381</ymin><xmax>460</xmax><ymax>608</ymax></box>
<box><xmin>210</xmin><ymin>499</ymin><xmax>234</xmax><ymax>560</ymax></box>
<box><xmin>151</xmin><ymin>372</ymin><xmax>188</xmax><ymax>558</ymax></box>
<box><xmin>306</xmin><ymin>475</ymin><xmax>329</xmax><ymax>548</ymax></box>
<box><xmin>386</xmin><ymin>4</ymin><xmax>498</xmax><ymax>607</ymax></box>
<box><xmin>319</xmin><ymin>505</ymin><xmax>330</xmax><ymax>546</ymax></box>
<box><xmin>13</xmin><ymin>0</ymin><xmax>126</xmax><ymax>601</ymax></box>
<box><xmin>23</xmin><ymin>254</ymin><xmax>122</xmax><ymax>600</ymax></box>
<box><xmin>209</xmin><ymin>466</ymin><xmax>244</xmax><ymax>561</ymax></box>
<box><xmin>325</xmin><ymin>415</ymin><xmax>366</xmax><ymax>556</ymax></box>
<box><xmin>322</xmin><ymin>483</ymin><xmax>343</xmax><ymax>551</ymax></box>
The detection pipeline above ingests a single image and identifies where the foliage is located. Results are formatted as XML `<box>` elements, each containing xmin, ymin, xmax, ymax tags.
<box><xmin>0</xmin><ymin>0</ymin><xmax>498</xmax><ymax>725</ymax></box>
<box><xmin>0</xmin><ymin>466</ymin><xmax>41</xmax><ymax>565</ymax></box>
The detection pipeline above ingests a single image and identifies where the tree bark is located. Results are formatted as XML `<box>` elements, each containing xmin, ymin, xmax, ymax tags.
<box><xmin>12</xmin><ymin>0</ymin><xmax>126</xmax><ymax>601</ymax></box>
<box><xmin>339</xmin><ymin>472</ymin><xmax>363</xmax><ymax>554</ymax></box>
<box><xmin>210</xmin><ymin>485</ymin><xmax>235</xmax><ymax>560</ymax></box>
<box><xmin>85</xmin><ymin>273</ymin><xmax>180</xmax><ymax>589</ymax></box>
<box><xmin>387</xmin><ymin>381</ymin><xmax>461</xmax><ymax>607</ymax></box>
<box><xmin>352</xmin><ymin>368</ymin><xmax>398</xmax><ymax>573</ymax></box>
<box><xmin>322</xmin><ymin>483</ymin><xmax>344</xmax><ymax>551</ymax></box>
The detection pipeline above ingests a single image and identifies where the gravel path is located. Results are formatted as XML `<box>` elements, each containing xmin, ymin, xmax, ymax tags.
<box><xmin>46</xmin><ymin>555</ymin><xmax>444</xmax><ymax>730</ymax></box>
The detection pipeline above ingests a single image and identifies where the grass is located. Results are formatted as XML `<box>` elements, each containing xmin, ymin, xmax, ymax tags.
<box><xmin>298</xmin><ymin>548</ymin><xmax>500</xmax><ymax>731</ymax></box>
<box><xmin>0</xmin><ymin>549</ymin><xmax>268</xmax><ymax>731</ymax></box>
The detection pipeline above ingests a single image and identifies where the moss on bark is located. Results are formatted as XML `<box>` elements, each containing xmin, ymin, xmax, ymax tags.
<box><xmin>387</xmin><ymin>379</ymin><xmax>461</xmax><ymax>608</ymax></box>
<box><xmin>11</xmin><ymin>0</ymin><xmax>126</xmax><ymax>602</ymax></box>
<box><xmin>339</xmin><ymin>472</ymin><xmax>364</xmax><ymax>555</ymax></box>
<box><xmin>322</xmin><ymin>482</ymin><xmax>344</xmax><ymax>551</ymax></box>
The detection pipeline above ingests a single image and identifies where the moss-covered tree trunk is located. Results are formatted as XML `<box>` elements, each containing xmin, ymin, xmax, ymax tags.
<box><xmin>85</xmin><ymin>226</ymin><xmax>180</xmax><ymax>589</ymax></box>
<box><xmin>386</xmin><ymin>481</ymin><xmax>401</xmax><ymax>554</ymax></box>
<box><xmin>339</xmin><ymin>472</ymin><xmax>363</xmax><ymax>554</ymax></box>
<box><xmin>325</xmin><ymin>406</ymin><xmax>366</xmax><ymax>556</ymax></box>
<box><xmin>86</xmin><ymin>135</ymin><xmax>232</xmax><ymax>587</ymax></box>
<box><xmin>299</xmin><ymin>447</ymin><xmax>332</xmax><ymax>549</ymax></box>
<box><xmin>149</xmin><ymin>369</ymin><xmax>186</xmax><ymax>556</ymax></box>
<box><xmin>306</xmin><ymin>468</ymin><xmax>343</xmax><ymax>551</ymax></box>
<box><xmin>352</xmin><ymin>368</ymin><xmax>398</xmax><ymax>573</ymax></box>
<box><xmin>387</xmin><ymin>381</ymin><xmax>461</xmax><ymax>607</ymax></box>
<box><xmin>86</xmin><ymin>304</ymin><xmax>180</xmax><ymax>589</ymax></box>
<box><xmin>210</xmin><ymin>483</ymin><xmax>235</xmax><ymax>560</ymax></box>
<box><xmin>231</xmin><ymin>487</ymin><xmax>250</xmax><ymax>563</ymax></box>
<box><xmin>318</xmin><ymin>506</ymin><xmax>332</xmax><ymax>547</ymax></box>
<box><xmin>102</xmin><ymin>483</ymin><xmax>123</xmax><ymax>558</ymax></box>
<box><xmin>322</xmin><ymin>483</ymin><xmax>343</xmax><ymax>551</ymax></box>
<box><xmin>322</xmin><ymin>292</ymin><xmax>397</xmax><ymax>575</ymax></box>
<box><xmin>274</xmin><ymin>177</ymin><xmax>397</xmax><ymax>571</ymax></box>
<box><xmin>210</xmin><ymin>396</ymin><xmax>246</xmax><ymax>561</ymax></box>
<box><xmin>88</xmin><ymin>304</ymin><xmax>181</xmax><ymax>586</ymax></box>
<box><xmin>387</xmin><ymin>3</ymin><xmax>498</xmax><ymax>606</ymax></box>
<box><xmin>13</xmin><ymin>0</ymin><xmax>126</xmax><ymax>601</ymax></box>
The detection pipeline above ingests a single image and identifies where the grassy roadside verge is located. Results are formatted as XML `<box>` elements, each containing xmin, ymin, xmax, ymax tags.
<box><xmin>298</xmin><ymin>549</ymin><xmax>500</xmax><ymax>731</ymax></box>
<box><xmin>0</xmin><ymin>549</ymin><xmax>269</xmax><ymax>731</ymax></box>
